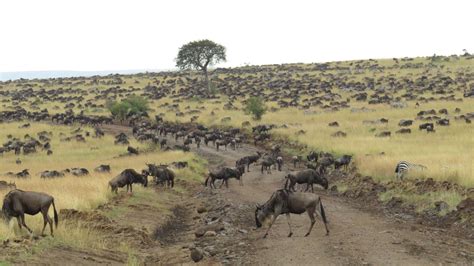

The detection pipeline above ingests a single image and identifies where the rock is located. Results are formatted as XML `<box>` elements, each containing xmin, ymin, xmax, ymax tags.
<box><xmin>238</xmin><ymin>229</ymin><xmax>248</xmax><ymax>234</ymax></box>
<box><xmin>195</xmin><ymin>224</ymin><xmax>224</xmax><ymax>238</ymax></box>
<box><xmin>204</xmin><ymin>231</ymin><xmax>217</xmax><ymax>237</ymax></box>
<box><xmin>197</xmin><ymin>206</ymin><xmax>207</xmax><ymax>214</ymax></box>
<box><xmin>190</xmin><ymin>248</ymin><xmax>204</xmax><ymax>262</ymax></box>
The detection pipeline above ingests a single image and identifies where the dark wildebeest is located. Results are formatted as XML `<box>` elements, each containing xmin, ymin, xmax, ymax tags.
<box><xmin>261</xmin><ymin>157</ymin><xmax>275</xmax><ymax>174</ymax></box>
<box><xmin>215</xmin><ymin>139</ymin><xmax>228</xmax><ymax>151</ymax></box>
<box><xmin>160</xmin><ymin>139</ymin><xmax>167</xmax><ymax>149</ymax></box>
<box><xmin>2</xmin><ymin>190</ymin><xmax>58</xmax><ymax>236</ymax></box>
<box><xmin>292</xmin><ymin>155</ymin><xmax>303</xmax><ymax>168</ymax></box>
<box><xmin>146</xmin><ymin>164</ymin><xmax>175</xmax><ymax>188</ymax></box>
<box><xmin>127</xmin><ymin>146</ymin><xmax>139</xmax><ymax>155</ymax></box>
<box><xmin>109</xmin><ymin>169</ymin><xmax>148</xmax><ymax>193</ymax></box>
<box><xmin>255</xmin><ymin>189</ymin><xmax>329</xmax><ymax>238</ymax></box>
<box><xmin>334</xmin><ymin>155</ymin><xmax>352</xmax><ymax>171</ymax></box>
<box><xmin>40</xmin><ymin>170</ymin><xmax>64</xmax><ymax>178</ymax></box>
<box><xmin>284</xmin><ymin>169</ymin><xmax>329</xmax><ymax>192</ymax></box>
<box><xmin>205</xmin><ymin>165</ymin><xmax>245</xmax><ymax>188</ymax></box>
<box><xmin>6</xmin><ymin>169</ymin><xmax>30</xmax><ymax>178</ymax></box>
<box><xmin>276</xmin><ymin>156</ymin><xmax>283</xmax><ymax>171</ymax></box>
<box><xmin>94</xmin><ymin>164</ymin><xmax>111</xmax><ymax>173</ymax></box>
<box><xmin>307</xmin><ymin>151</ymin><xmax>318</xmax><ymax>162</ymax></box>
<box><xmin>70</xmin><ymin>168</ymin><xmax>89</xmax><ymax>176</ymax></box>
<box><xmin>236</xmin><ymin>152</ymin><xmax>262</xmax><ymax>172</ymax></box>
<box><xmin>0</xmin><ymin>181</ymin><xmax>16</xmax><ymax>190</ymax></box>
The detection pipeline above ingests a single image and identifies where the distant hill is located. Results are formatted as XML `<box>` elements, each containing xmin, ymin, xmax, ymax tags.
<box><xmin>0</xmin><ymin>70</ymin><xmax>163</xmax><ymax>81</ymax></box>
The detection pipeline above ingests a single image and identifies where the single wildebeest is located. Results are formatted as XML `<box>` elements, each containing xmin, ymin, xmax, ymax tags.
<box><xmin>2</xmin><ymin>190</ymin><xmax>58</xmax><ymax>236</ymax></box>
<box><xmin>276</xmin><ymin>156</ymin><xmax>283</xmax><ymax>171</ymax></box>
<box><xmin>261</xmin><ymin>157</ymin><xmax>275</xmax><ymax>174</ymax></box>
<box><xmin>419</xmin><ymin>123</ymin><xmax>434</xmax><ymax>131</ymax></box>
<box><xmin>205</xmin><ymin>165</ymin><xmax>245</xmax><ymax>188</ymax></box>
<box><xmin>215</xmin><ymin>139</ymin><xmax>228</xmax><ymax>151</ymax></box>
<box><xmin>109</xmin><ymin>169</ymin><xmax>148</xmax><ymax>193</ymax></box>
<box><xmin>292</xmin><ymin>155</ymin><xmax>303</xmax><ymax>168</ymax></box>
<box><xmin>307</xmin><ymin>151</ymin><xmax>318</xmax><ymax>162</ymax></box>
<box><xmin>284</xmin><ymin>169</ymin><xmax>329</xmax><ymax>192</ymax></box>
<box><xmin>70</xmin><ymin>168</ymin><xmax>89</xmax><ymax>176</ymax></box>
<box><xmin>146</xmin><ymin>164</ymin><xmax>175</xmax><ymax>188</ymax></box>
<box><xmin>235</xmin><ymin>152</ymin><xmax>262</xmax><ymax>172</ymax></box>
<box><xmin>127</xmin><ymin>146</ymin><xmax>139</xmax><ymax>155</ymax></box>
<box><xmin>94</xmin><ymin>164</ymin><xmax>111</xmax><ymax>173</ymax></box>
<box><xmin>160</xmin><ymin>139</ymin><xmax>167</xmax><ymax>149</ymax></box>
<box><xmin>334</xmin><ymin>155</ymin><xmax>352</xmax><ymax>171</ymax></box>
<box><xmin>255</xmin><ymin>189</ymin><xmax>329</xmax><ymax>238</ymax></box>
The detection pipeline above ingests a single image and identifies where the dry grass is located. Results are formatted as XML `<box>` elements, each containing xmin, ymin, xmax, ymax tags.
<box><xmin>150</xmin><ymin>96</ymin><xmax>474</xmax><ymax>187</ymax></box>
<box><xmin>0</xmin><ymin>122</ymin><xmax>203</xmax><ymax>246</ymax></box>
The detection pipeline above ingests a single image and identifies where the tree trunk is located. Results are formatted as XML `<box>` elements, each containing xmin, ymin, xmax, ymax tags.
<box><xmin>203</xmin><ymin>68</ymin><xmax>211</xmax><ymax>92</ymax></box>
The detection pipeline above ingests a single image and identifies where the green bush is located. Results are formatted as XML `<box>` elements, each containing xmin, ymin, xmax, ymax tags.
<box><xmin>244</xmin><ymin>97</ymin><xmax>267</xmax><ymax>120</ymax></box>
<box><xmin>107</xmin><ymin>96</ymin><xmax>149</xmax><ymax>120</ymax></box>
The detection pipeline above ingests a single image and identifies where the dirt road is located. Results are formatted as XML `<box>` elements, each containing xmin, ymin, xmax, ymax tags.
<box><xmin>155</xmin><ymin>127</ymin><xmax>472</xmax><ymax>265</ymax></box>
<box><xmin>13</xmin><ymin>125</ymin><xmax>470</xmax><ymax>265</ymax></box>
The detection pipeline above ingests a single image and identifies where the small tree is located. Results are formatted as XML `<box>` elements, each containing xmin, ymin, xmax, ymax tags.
<box><xmin>176</xmin><ymin>39</ymin><xmax>226</xmax><ymax>91</ymax></box>
<box><xmin>245</xmin><ymin>97</ymin><xmax>267</xmax><ymax>120</ymax></box>
<box><xmin>107</xmin><ymin>96</ymin><xmax>149</xmax><ymax>121</ymax></box>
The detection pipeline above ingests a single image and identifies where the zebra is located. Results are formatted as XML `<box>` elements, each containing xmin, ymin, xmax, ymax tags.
<box><xmin>395</xmin><ymin>161</ymin><xmax>427</xmax><ymax>180</ymax></box>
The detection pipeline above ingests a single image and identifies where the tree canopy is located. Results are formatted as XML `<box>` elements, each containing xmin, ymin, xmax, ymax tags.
<box><xmin>176</xmin><ymin>39</ymin><xmax>226</xmax><ymax>91</ymax></box>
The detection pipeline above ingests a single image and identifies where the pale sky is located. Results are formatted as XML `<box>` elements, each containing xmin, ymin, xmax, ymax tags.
<box><xmin>1</xmin><ymin>0</ymin><xmax>473</xmax><ymax>72</ymax></box>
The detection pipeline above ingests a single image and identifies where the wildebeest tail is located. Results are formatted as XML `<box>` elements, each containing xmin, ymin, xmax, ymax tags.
<box><xmin>52</xmin><ymin>198</ymin><xmax>58</xmax><ymax>228</ymax></box>
<box><xmin>204</xmin><ymin>175</ymin><xmax>210</xmax><ymax>186</ymax></box>
<box><xmin>319</xmin><ymin>198</ymin><xmax>327</xmax><ymax>225</ymax></box>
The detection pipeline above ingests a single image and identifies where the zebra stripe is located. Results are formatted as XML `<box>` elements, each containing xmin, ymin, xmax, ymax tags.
<box><xmin>395</xmin><ymin>161</ymin><xmax>427</xmax><ymax>180</ymax></box>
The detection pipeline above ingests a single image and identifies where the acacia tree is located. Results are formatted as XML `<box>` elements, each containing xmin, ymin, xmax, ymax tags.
<box><xmin>176</xmin><ymin>39</ymin><xmax>226</xmax><ymax>91</ymax></box>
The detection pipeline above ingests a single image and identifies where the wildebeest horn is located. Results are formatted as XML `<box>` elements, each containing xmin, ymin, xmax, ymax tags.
<box><xmin>255</xmin><ymin>203</ymin><xmax>261</xmax><ymax>209</ymax></box>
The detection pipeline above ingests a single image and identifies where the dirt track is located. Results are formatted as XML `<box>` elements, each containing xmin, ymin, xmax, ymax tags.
<box><xmin>11</xmin><ymin>124</ymin><xmax>472</xmax><ymax>265</ymax></box>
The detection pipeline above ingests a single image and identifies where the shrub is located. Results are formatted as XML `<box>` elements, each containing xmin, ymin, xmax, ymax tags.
<box><xmin>107</xmin><ymin>96</ymin><xmax>149</xmax><ymax>120</ymax></box>
<box><xmin>244</xmin><ymin>97</ymin><xmax>267</xmax><ymax>120</ymax></box>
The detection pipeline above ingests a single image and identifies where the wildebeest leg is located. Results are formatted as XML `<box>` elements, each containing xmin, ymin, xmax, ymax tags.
<box><xmin>311</xmin><ymin>183</ymin><xmax>314</xmax><ymax>193</ymax></box>
<box><xmin>20</xmin><ymin>214</ymin><xmax>33</xmax><ymax>233</ymax></box>
<box><xmin>261</xmin><ymin>165</ymin><xmax>264</xmax><ymax>174</ymax></box>
<box><xmin>263</xmin><ymin>214</ymin><xmax>278</xmax><ymax>238</ymax></box>
<box><xmin>305</xmin><ymin>183</ymin><xmax>310</xmax><ymax>192</ymax></box>
<box><xmin>286</xmin><ymin>214</ymin><xmax>293</xmax><ymax>237</ymax></box>
<box><xmin>304</xmin><ymin>209</ymin><xmax>316</xmax><ymax>237</ymax></box>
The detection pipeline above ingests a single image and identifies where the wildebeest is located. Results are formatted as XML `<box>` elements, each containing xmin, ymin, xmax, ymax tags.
<box><xmin>334</xmin><ymin>155</ymin><xmax>352</xmax><ymax>171</ymax></box>
<box><xmin>292</xmin><ymin>155</ymin><xmax>303</xmax><ymax>168</ymax></box>
<box><xmin>235</xmin><ymin>152</ymin><xmax>262</xmax><ymax>172</ymax></box>
<box><xmin>127</xmin><ymin>146</ymin><xmax>139</xmax><ymax>155</ymax></box>
<box><xmin>6</xmin><ymin>169</ymin><xmax>30</xmax><ymax>178</ymax></box>
<box><xmin>40</xmin><ymin>170</ymin><xmax>65</xmax><ymax>178</ymax></box>
<box><xmin>109</xmin><ymin>169</ymin><xmax>148</xmax><ymax>193</ymax></box>
<box><xmin>307</xmin><ymin>151</ymin><xmax>318</xmax><ymax>162</ymax></box>
<box><xmin>70</xmin><ymin>168</ymin><xmax>89</xmax><ymax>176</ymax></box>
<box><xmin>215</xmin><ymin>139</ymin><xmax>228</xmax><ymax>151</ymax></box>
<box><xmin>94</xmin><ymin>164</ymin><xmax>111</xmax><ymax>173</ymax></box>
<box><xmin>276</xmin><ymin>156</ymin><xmax>283</xmax><ymax>171</ymax></box>
<box><xmin>205</xmin><ymin>165</ymin><xmax>245</xmax><ymax>188</ymax></box>
<box><xmin>160</xmin><ymin>139</ymin><xmax>167</xmax><ymax>149</ymax></box>
<box><xmin>2</xmin><ymin>190</ymin><xmax>58</xmax><ymax>236</ymax></box>
<box><xmin>261</xmin><ymin>156</ymin><xmax>275</xmax><ymax>174</ymax></box>
<box><xmin>146</xmin><ymin>164</ymin><xmax>175</xmax><ymax>188</ymax></box>
<box><xmin>0</xmin><ymin>181</ymin><xmax>16</xmax><ymax>190</ymax></box>
<box><xmin>284</xmin><ymin>169</ymin><xmax>329</xmax><ymax>192</ymax></box>
<box><xmin>255</xmin><ymin>189</ymin><xmax>329</xmax><ymax>238</ymax></box>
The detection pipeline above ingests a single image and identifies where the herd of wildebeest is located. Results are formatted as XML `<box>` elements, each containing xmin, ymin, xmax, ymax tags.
<box><xmin>0</xmin><ymin>56</ymin><xmax>473</xmax><ymax>238</ymax></box>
